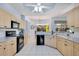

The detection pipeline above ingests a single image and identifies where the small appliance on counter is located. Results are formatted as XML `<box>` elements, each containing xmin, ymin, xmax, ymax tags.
<box><xmin>67</xmin><ymin>26</ymin><xmax>75</xmax><ymax>34</ymax></box>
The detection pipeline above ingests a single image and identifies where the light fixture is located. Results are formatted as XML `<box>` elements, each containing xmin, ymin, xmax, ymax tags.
<box><xmin>24</xmin><ymin>3</ymin><xmax>49</xmax><ymax>13</ymax></box>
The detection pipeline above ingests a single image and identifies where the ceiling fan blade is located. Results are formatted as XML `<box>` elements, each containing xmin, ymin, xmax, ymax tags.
<box><xmin>24</xmin><ymin>4</ymin><xmax>37</xmax><ymax>7</ymax></box>
<box><xmin>40</xmin><ymin>6</ymin><xmax>49</xmax><ymax>8</ymax></box>
<box><xmin>32</xmin><ymin>7</ymin><xmax>39</xmax><ymax>12</ymax></box>
<box><xmin>38</xmin><ymin>7</ymin><xmax>43</xmax><ymax>12</ymax></box>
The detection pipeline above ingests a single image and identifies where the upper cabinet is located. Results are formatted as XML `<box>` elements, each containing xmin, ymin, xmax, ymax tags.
<box><xmin>0</xmin><ymin>9</ymin><xmax>8</xmax><ymax>27</ymax></box>
<box><xmin>66</xmin><ymin>9</ymin><xmax>75</xmax><ymax>27</ymax></box>
<box><xmin>66</xmin><ymin>6</ymin><xmax>79</xmax><ymax>27</ymax></box>
<box><xmin>0</xmin><ymin>8</ymin><xmax>26</xmax><ymax>29</ymax></box>
<box><xmin>74</xmin><ymin>6</ymin><xmax>79</xmax><ymax>27</ymax></box>
<box><xmin>0</xmin><ymin>9</ymin><xmax>18</xmax><ymax>28</ymax></box>
<box><xmin>19</xmin><ymin>19</ymin><xmax>26</xmax><ymax>29</ymax></box>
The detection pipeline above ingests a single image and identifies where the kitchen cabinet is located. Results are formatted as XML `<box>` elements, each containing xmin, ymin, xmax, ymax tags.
<box><xmin>73</xmin><ymin>42</ymin><xmax>79</xmax><ymax>56</ymax></box>
<box><xmin>0</xmin><ymin>43</ymin><xmax>5</xmax><ymax>56</ymax></box>
<box><xmin>24</xmin><ymin>33</ymin><xmax>28</xmax><ymax>45</ymax></box>
<box><xmin>66</xmin><ymin>6</ymin><xmax>79</xmax><ymax>27</ymax></box>
<box><xmin>0</xmin><ymin>9</ymin><xmax>11</xmax><ymax>28</ymax></box>
<box><xmin>45</xmin><ymin>35</ymin><xmax>52</xmax><ymax>47</ymax></box>
<box><xmin>66</xmin><ymin>9</ymin><xmax>75</xmax><ymax>27</ymax></box>
<box><xmin>45</xmin><ymin>35</ymin><xmax>56</xmax><ymax>48</ymax></box>
<box><xmin>4</xmin><ymin>14</ymin><xmax>11</xmax><ymax>28</ymax></box>
<box><xmin>45</xmin><ymin>35</ymin><xmax>50</xmax><ymax>46</ymax></box>
<box><xmin>74</xmin><ymin>6</ymin><xmax>79</xmax><ymax>27</ymax></box>
<box><xmin>0</xmin><ymin>38</ymin><xmax>16</xmax><ymax>56</ymax></box>
<box><xmin>4</xmin><ymin>39</ymin><xmax>16</xmax><ymax>56</ymax></box>
<box><xmin>19</xmin><ymin>19</ymin><xmax>26</xmax><ymax>29</ymax></box>
<box><xmin>63</xmin><ymin>39</ymin><xmax>73</xmax><ymax>56</ymax></box>
<box><xmin>56</xmin><ymin>36</ymin><xmax>65</xmax><ymax>55</ymax></box>
<box><xmin>0</xmin><ymin>9</ymin><xmax>6</xmax><ymax>27</ymax></box>
<box><xmin>56</xmin><ymin>36</ymin><xmax>73</xmax><ymax>56</ymax></box>
<box><xmin>0</xmin><ymin>9</ymin><xmax>19</xmax><ymax>28</ymax></box>
<box><xmin>51</xmin><ymin>35</ymin><xmax>57</xmax><ymax>48</ymax></box>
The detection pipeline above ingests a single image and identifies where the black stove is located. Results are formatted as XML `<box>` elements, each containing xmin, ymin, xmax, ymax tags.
<box><xmin>16</xmin><ymin>29</ymin><xmax>24</xmax><ymax>53</ymax></box>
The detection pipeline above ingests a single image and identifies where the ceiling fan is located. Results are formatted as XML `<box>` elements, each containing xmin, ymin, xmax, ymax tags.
<box><xmin>24</xmin><ymin>3</ymin><xmax>49</xmax><ymax>13</ymax></box>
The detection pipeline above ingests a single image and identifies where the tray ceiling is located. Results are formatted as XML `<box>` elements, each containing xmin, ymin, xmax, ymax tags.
<box><xmin>9</xmin><ymin>3</ymin><xmax>73</xmax><ymax>16</ymax></box>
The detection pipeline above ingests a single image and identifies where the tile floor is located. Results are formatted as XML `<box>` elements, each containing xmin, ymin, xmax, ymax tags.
<box><xmin>16</xmin><ymin>45</ymin><xmax>62</xmax><ymax>56</ymax></box>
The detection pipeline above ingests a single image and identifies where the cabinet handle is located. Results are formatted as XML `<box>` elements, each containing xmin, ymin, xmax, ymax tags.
<box><xmin>11</xmin><ymin>43</ymin><xmax>14</xmax><ymax>45</ymax></box>
<box><xmin>64</xmin><ymin>44</ymin><xmax>67</xmax><ymax>46</ymax></box>
<box><xmin>4</xmin><ymin>48</ymin><xmax>6</xmax><ymax>50</ymax></box>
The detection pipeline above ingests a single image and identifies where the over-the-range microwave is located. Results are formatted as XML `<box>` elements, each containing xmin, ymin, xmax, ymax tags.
<box><xmin>6</xmin><ymin>31</ymin><xmax>16</xmax><ymax>37</ymax></box>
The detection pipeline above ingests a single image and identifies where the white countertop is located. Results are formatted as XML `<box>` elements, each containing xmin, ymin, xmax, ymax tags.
<box><xmin>55</xmin><ymin>32</ymin><xmax>79</xmax><ymax>43</ymax></box>
<box><xmin>36</xmin><ymin>32</ymin><xmax>52</xmax><ymax>35</ymax></box>
<box><xmin>44</xmin><ymin>32</ymin><xmax>79</xmax><ymax>43</ymax></box>
<box><xmin>0</xmin><ymin>37</ymin><xmax>16</xmax><ymax>42</ymax></box>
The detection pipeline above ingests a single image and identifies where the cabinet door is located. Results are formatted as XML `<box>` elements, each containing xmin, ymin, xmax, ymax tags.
<box><xmin>0</xmin><ymin>9</ymin><xmax>11</xmax><ymax>28</ymax></box>
<box><xmin>4</xmin><ymin>16</ymin><xmax>11</xmax><ymax>28</ymax></box>
<box><xmin>56</xmin><ymin>36</ymin><xmax>65</xmax><ymax>54</ymax></box>
<box><xmin>24</xmin><ymin>33</ymin><xmax>28</xmax><ymax>45</ymax></box>
<box><xmin>10</xmin><ymin>39</ymin><xmax>16</xmax><ymax>55</ymax></box>
<box><xmin>74</xmin><ymin>6</ymin><xmax>79</xmax><ymax>27</ymax></box>
<box><xmin>56</xmin><ymin>36</ymin><xmax>61</xmax><ymax>51</ymax></box>
<box><xmin>45</xmin><ymin>36</ymin><xmax>50</xmax><ymax>46</ymax></box>
<box><xmin>45</xmin><ymin>36</ymin><xmax>56</xmax><ymax>48</ymax></box>
<box><xmin>67</xmin><ymin>9</ymin><xmax>75</xmax><ymax>27</ymax></box>
<box><xmin>0</xmin><ymin>43</ymin><xmax>5</xmax><ymax>56</ymax></box>
<box><xmin>19</xmin><ymin>20</ymin><xmax>24</xmax><ymax>29</ymax></box>
<box><xmin>0</xmin><ymin>9</ymin><xmax>5</xmax><ymax>27</ymax></box>
<box><xmin>4</xmin><ymin>39</ymin><xmax>16</xmax><ymax>56</ymax></box>
<box><xmin>73</xmin><ymin>48</ymin><xmax>79</xmax><ymax>56</ymax></box>
<box><xmin>73</xmin><ymin>42</ymin><xmax>79</xmax><ymax>56</ymax></box>
<box><xmin>64</xmin><ymin>40</ymin><xmax>73</xmax><ymax>56</ymax></box>
<box><xmin>51</xmin><ymin>36</ymin><xmax>56</xmax><ymax>48</ymax></box>
<box><xmin>4</xmin><ymin>43</ymin><xmax>12</xmax><ymax>56</ymax></box>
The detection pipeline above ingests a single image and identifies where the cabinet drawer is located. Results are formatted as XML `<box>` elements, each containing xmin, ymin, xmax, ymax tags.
<box><xmin>74</xmin><ymin>42</ymin><xmax>79</xmax><ymax>50</ymax></box>
<box><xmin>64</xmin><ymin>40</ymin><xmax>73</xmax><ymax>47</ymax></box>
<box><xmin>6</xmin><ymin>39</ymin><xmax>16</xmax><ymax>44</ymax></box>
<box><xmin>0</xmin><ymin>43</ymin><xmax>5</xmax><ymax>47</ymax></box>
<box><xmin>73</xmin><ymin>48</ymin><xmax>79</xmax><ymax>56</ymax></box>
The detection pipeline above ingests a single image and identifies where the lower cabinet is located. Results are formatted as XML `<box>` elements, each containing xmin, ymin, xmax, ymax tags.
<box><xmin>73</xmin><ymin>42</ymin><xmax>79</xmax><ymax>56</ymax></box>
<box><xmin>56</xmin><ymin>36</ymin><xmax>65</xmax><ymax>55</ymax></box>
<box><xmin>56</xmin><ymin>36</ymin><xmax>73</xmax><ymax>56</ymax></box>
<box><xmin>51</xmin><ymin>36</ymin><xmax>57</xmax><ymax>48</ymax></box>
<box><xmin>0</xmin><ymin>38</ymin><xmax>16</xmax><ymax>56</ymax></box>
<box><xmin>45</xmin><ymin>35</ymin><xmax>56</xmax><ymax>48</ymax></box>
<box><xmin>63</xmin><ymin>40</ymin><xmax>73</xmax><ymax>56</ymax></box>
<box><xmin>0</xmin><ymin>43</ymin><xmax>5</xmax><ymax>56</ymax></box>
